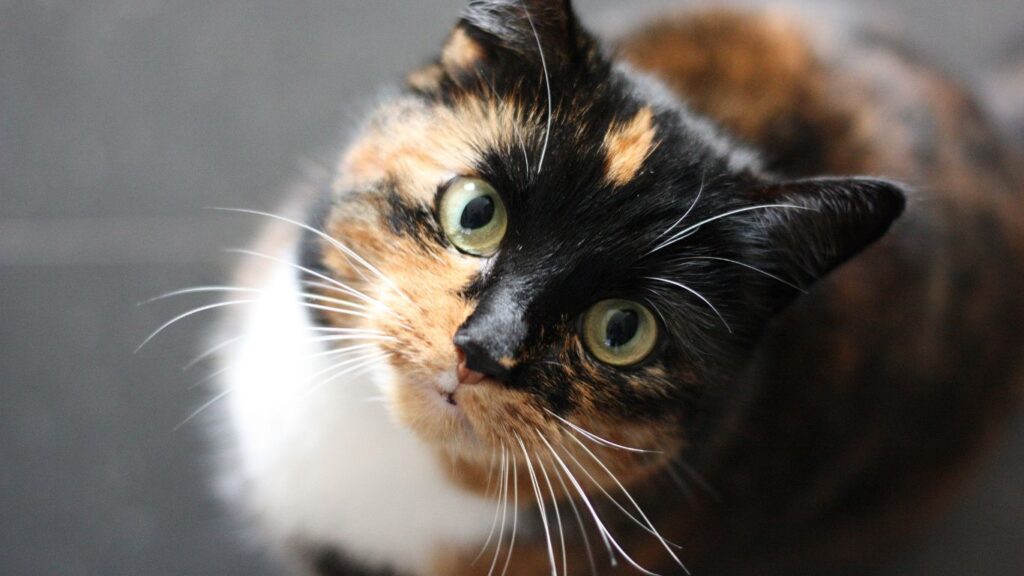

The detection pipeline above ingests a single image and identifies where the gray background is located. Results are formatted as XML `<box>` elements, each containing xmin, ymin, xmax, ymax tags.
<box><xmin>2</xmin><ymin>1</ymin><xmax>1022</xmax><ymax>574</ymax></box>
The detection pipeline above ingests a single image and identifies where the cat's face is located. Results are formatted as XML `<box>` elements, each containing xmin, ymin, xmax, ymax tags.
<box><xmin>305</xmin><ymin>0</ymin><xmax>904</xmax><ymax>488</ymax></box>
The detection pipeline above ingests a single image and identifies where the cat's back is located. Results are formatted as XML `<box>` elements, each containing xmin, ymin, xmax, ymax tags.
<box><xmin>616</xmin><ymin>6</ymin><xmax>1024</xmax><ymax>574</ymax></box>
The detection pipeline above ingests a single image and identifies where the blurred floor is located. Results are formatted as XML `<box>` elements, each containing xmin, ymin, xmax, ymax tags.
<box><xmin>1</xmin><ymin>1</ymin><xmax>1022</xmax><ymax>575</ymax></box>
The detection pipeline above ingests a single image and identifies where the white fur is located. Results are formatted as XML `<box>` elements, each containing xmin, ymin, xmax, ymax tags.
<box><xmin>214</xmin><ymin>224</ymin><xmax>499</xmax><ymax>574</ymax></box>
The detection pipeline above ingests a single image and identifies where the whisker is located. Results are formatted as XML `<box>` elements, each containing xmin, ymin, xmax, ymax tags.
<box><xmin>556</xmin><ymin>433</ymin><xmax>682</xmax><ymax>549</ymax></box>
<box><xmin>299</xmin><ymin>280</ymin><xmax>393</xmax><ymax>313</ymax></box>
<box><xmin>228</xmin><ymin>249</ymin><xmax>366</xmax><ymax>303</ymax></box>
<box><xmin>646</xmin><ymin>276</ymin><xmax>732</xmax><ymax>333</ymax></box>
<box><xmin>487</xmin><ymin>445</ymin><xmax>511</xmax><ymax>576</ymax></box>
<box><xmin>174</xmin><ymin>386</ymin><xmax>235</xmax><ymax>430</ymax></box>
<box><xmin>545</xmin><ymin>409</ymin><xmax>660</xmax><ymax>454</ymax></box>
<box><xmin>138</xmin><ymin>298</ymin><xmax>381</xmax><ymax>353</ymax></box>
<box><xmin>184</xmin><ymin>327</ymin><xmax>381</xmax><ymax>372</ymax></box>
<box><xmin>648</xmin><ymin>204</ymin><xmax>809</xmax><ymax>255</ymax></box>
<box><xmin>539</xmin><ymin>433</ymin><xmax>660</xmax><ymax>576</ymax></box>
<box><xmin>226</xmin><ymin>248</ymin><xmax>407</xmax><ymax>324</ymax></box>
<box><xmin>515</xmin><ymin>434</ymin><xmax>557</xmax><ymax>576</ymax></box>
<box><xmin>211</xmin><ymin>208</ymin><xmax>418</xmax><ymax>306</ymax></box>
<box><xmin>186</xmin><ymin>330</ymin><xmax>390</xmax><ymax>389</ymax></box>
<box><xmin>535</xmin><ymin>445</ymin><xmax>567</xmax><ymax>576</ymax></box>
<box><xmin>681</xmin><ymin>256</ymin><xmax>806</xmax><ymax>293</ymax></box>
<box><xmin>500</xmin><ymin>449</ymin><xmax>520</xmax><ymax>576</ymax></box>
<box><xmin>301</xmin><ymin>352</ymin><xmax>392</xmax><ymax>399</ymax></box>
<box><xmin>475</xmin><ymin>445</ymin><xmax>507</xmax><ymax>565</ymax></box>
<box><xmin>520</xmin><ymin>1</ymin><xmax>552</xmax><ymax>174</ymax></box>
<box><xmin>183</xmin><ymin>333</ymin><xmax>247</xmax><ymax>371</ymax></box>
<box><xmin>653</xmin><ymin>172</ymin><xmax>705</xmax><ymax>243</ymax></box>
<box><xmin>561</xmin><ymin>427</ymin><xmax>689</xmax><ymax>572</ymax></box>
<box><xmin>483</xmin><ymin>446</ymin><xmax>498</xmax><ymax>499</ymax></box>
<box><xmin>144</xmin><ymin>285</ymin><xmax>373</xmax><ymax>313</ymax></box>
<box><xmin>549</xmin><ymin>452</ymin><xmax>598</xmax><ymax>576</ymax></box>
<box><xmin>308</xmin><ymin>326</ymin><xmax>389</xmax><ymax>335</ymax></box>
<box><xmin>302</xmin><ymin>348</ymin><xmax>389</xmax><ymax>388</ymax></box>
<box><xmin>136</xmin><ymin>299</ymin><xmax>258</xmax><ymax>353</ymax></box>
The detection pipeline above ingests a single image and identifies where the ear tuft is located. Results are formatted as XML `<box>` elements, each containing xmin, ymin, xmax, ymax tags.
<box><xmin>739</xmin><ymin>177</ymin><xmax>907</xmax><ymax>308</ymax></box>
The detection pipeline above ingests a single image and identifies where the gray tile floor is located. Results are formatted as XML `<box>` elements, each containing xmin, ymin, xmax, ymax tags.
<box><xmin>2</xmin><ymin>1</ymin><xmax>1022</xmax><ymax>574</ymax></box>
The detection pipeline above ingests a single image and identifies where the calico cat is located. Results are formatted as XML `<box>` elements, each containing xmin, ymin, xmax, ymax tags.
<box><xmin>206</xmin><ymin>1</ymin><xmax>1024</xmax><ymax>575</ymax></box>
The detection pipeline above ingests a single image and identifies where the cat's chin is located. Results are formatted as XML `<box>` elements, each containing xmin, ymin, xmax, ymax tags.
<box><xmin>389</xmin><ymin>373</ymin><xmax>488</xmax><ymax>456</ymax></box>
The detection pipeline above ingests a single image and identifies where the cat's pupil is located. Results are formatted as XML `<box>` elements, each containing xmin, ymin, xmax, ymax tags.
<box><xmin>605</xmin><ymin>309</ymin><xmax>639</xmax><ymax>348</ymax></box>
<box><xmin>460</xmin><ymin>196</ymin><xmax>495</xmax><ymax>230</ymax></box>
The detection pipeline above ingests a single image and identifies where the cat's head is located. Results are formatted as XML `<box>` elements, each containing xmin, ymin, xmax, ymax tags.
<box><xmin>306</xmin><ymin>0</ymin><xmax>905</xmax><ymax>487</ymax></box>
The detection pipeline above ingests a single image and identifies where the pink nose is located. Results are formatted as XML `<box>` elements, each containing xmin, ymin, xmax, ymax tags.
<box><xmin>456</xmin><ymin>347</ymin><xmax>487</xmax><ymax>385</ymax></box>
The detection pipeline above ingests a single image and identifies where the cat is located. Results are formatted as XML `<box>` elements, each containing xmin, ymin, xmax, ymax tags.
<box><xmin>203</xmin><ymin>1</ymin><xmax>1024</xmax><ymax>575</ymax></box>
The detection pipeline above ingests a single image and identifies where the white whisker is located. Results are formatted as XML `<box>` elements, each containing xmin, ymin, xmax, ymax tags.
<box><xmin>302</xmin><ymin>347</ymin><xmax>388</xmax><ymax>387</ymax></box>
<box><xmin>144</xmin><ymin>285</ymin><xmax>373</xmax><ymax>313</ymax></box>
<box><xmin>174</xmin><ymin>386</ymin><xmax>234</xmax><ymax>430</ymax></box>
<box><xmin>301</xmin><ymin>352</ymin><xmax>391</xmax><ymax>399</ymax></box>
<box><xmin>535</xmin><ymin>446</ymin><xmax>567</xmax><ymax>576</ymax></box>
<box><xmin>562</xmin><ymin>428</ymin><xmax>689</xmax><ymax>572</ymax></box>
<box><xmin>516</xmin><ymin>434</ymin><xmax>557</xmax><ymax>576</ymax></box>
<box><xmin>187</xmin><ymin>330</ymin><xmax>390</xmax><ymax>389</ymax></box>
<box><xmin>500</xmin><ymin>449</ymin><xmax>519</xmax><ymax>576</ymax></box>
<box><xmin>475</xmin><ymin>445</ymin><xmax>506</xmax><ymax>565</ymax></box>
<box><xmin>653</xmin><ymin>173</ymin><xmax>705</xmax><ymax>243</ymax></box>
<box><xmin>682</xmin><ymin>256</ymin><xmax>806</xmax><ymax>293</ymax></box>
<box><xmin>299</xmin><ymin>280</ymin><xmax>393</xmax><ymax>313</ymax></box>
<box><xmin>521</xmin><ymin>1</ymin><xmax>552</xmax><ymax>174</ymax></box>
<box><xmin>487</xmin><ymin>446</ymin><xmax>511</xmax><ymax>576</ymax></box>
<box><xmin>139</xmin><ymin>297</ymin><xmax>385</xmax><ymax>353</ymax></box>
<box><xmin>557</xmin><ymin>433</ymin><xmax>682</xmax><ymax>549</ymax></box>
<box><xmin>646</xmin><ymin>276</ymin><xmax>731</xmax><ymax>333</ymax></box>
<box><xmin>539</xmin><ymin>433</ymin><xmax>660</xmax><ymax>576</ymax></box>
<box><xmin>649</xmin><ymin>204</ymin><xmax>808</xmax><ymax>254</ymax></box>
<box><xmin>212</xmin><ymin>208</ymin><xmax>417</xmax><ymax>306</ymax></box>
<box><xmin>550</xmin><ymin>452</ymin><xmax>598</xmax><ymax>576</ymax></box>
<box><xmin>226</xmin><ymin>249</ymin><xmax>407</xmax><ymax>324</ymax></box>
<box><xmin>545</xmin><ymin>409</ymin><xmax>660</xmax><ymax>454</ymax></box>
<box><xmin>137</xmin><ymin>299</ymin><xmax>258</xmax><ymax>353</ymax></box>
<box><xmin>183</xmin><ymin>333</ymin><xmax>247</xmax><ymax>371</ymax></box>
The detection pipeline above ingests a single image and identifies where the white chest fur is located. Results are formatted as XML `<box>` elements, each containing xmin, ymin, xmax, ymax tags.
<box><xmin>214</xmin><ymin>240</ymin><xmax>498</xmax><ymax>574</ymax></box>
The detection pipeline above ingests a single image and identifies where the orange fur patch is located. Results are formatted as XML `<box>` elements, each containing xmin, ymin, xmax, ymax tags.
<box><xmin>407</xmin><ymin>63</ymin><xmax>445</xmax><ymax>92</ymax></box>
<box><xmin>338</xmin><ymin>97</ymin><xmax>533</xmax><ymax>201</ymax></box>
<box><xmin>603</xmin><ymin>107</ymin><xmax>658</xmax><ymax>186</ymax></box>
<box><xmin>442</xmin><ymin>28</ymin><xmax>485</xmax><ymax>72</ymax></box>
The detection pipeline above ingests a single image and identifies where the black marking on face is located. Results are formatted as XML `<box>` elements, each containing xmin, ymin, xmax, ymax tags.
<box><xmin>382</xmin><ymin>186</ymin><xmax>446</xmax><ymax>250</ymax></box>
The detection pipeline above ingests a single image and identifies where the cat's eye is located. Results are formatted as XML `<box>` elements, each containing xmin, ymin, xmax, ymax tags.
<box><xmin>439</xmin><ymin>177</ymin><xmax>508</xmax><ymax>256</ymax></box>
<box><xmin>581</xmin><ymin>299</ymin><xmax>659</xmax><ymax>367</ymax></box>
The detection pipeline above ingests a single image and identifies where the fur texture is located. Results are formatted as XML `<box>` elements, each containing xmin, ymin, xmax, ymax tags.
<box><xmin>213</xmin><ymin>2</ymin><xmax>1024</xmax><ymax>575</ymax></box>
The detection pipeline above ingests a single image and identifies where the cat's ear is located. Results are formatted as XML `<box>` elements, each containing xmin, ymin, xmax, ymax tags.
<box><xmin>444</xmin><ymin>0</ymin><xmax>592</xmax><ymax>71</ymax></box>
<box><xmin>736</xmin><ymin>177</ymin><xmax>907</xmax><ymax>310</ymax></box>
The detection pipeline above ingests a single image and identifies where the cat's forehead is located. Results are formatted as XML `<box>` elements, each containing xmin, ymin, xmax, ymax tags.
<box><xmin>339</xmin><ymin>88</ymin><xmax>679</xmax><ymax>205</ymax></box>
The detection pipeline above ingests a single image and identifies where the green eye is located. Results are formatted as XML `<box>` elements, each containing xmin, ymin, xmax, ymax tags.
<box><xmin>439</xmin><ymin>177</ymin><xmax>508</xmax><ymax>256</ymax></box>
<box><xmin>582</xmin><ymin>299</ymin><xmax>659</xmax><ymax>367</ymax></box>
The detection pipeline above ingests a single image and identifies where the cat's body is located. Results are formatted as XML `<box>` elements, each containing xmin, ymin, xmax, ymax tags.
<box><xmin>213</xmin><ymin>3</ymin><xmax>1024</xmax><ymax>575</ymax></box>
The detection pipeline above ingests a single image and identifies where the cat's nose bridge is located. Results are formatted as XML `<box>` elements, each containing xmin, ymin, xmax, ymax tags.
<box><xmin>452</xmin><ymin>282</ymin><xmax>531</xmax><ymax>383</ymax></box>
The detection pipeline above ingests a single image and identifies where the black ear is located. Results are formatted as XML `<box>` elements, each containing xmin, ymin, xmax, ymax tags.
<box><xmin>737</xmin><ymin>177</ymin><xmax>907</xmax><ymax>309</ymax></box>
<box><xmin>455</xmin><ymin>0</ymin><xmax>591</xmax><ymax>67</ymax></box>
